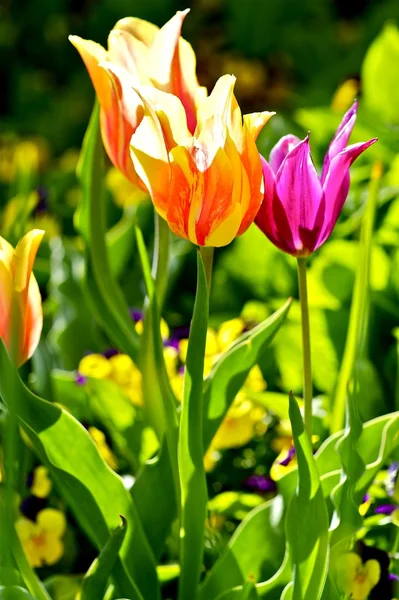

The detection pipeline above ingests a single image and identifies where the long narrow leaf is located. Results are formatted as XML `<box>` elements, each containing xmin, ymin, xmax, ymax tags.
<box><xmin>178</xmin><ymin>252</ymin><xmax>209</xmax><ymax>600</ymax></box>
<box><xmin>75</xmin><ymin>102</ymin><xmax>139</xmax><ymax>361</ymax></box>
<box><xmin>285</xmin><ymin>394</ymin><xmax>329</xmax><ymax>600</ymax></box>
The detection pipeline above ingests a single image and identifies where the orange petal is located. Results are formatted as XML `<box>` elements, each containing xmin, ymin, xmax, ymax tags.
<box><xmin>21</xmin><ymin>272</ymin><xmax>43</xmax><ymax>364</ymax></box>
<box><xmin>0</xmin><ymin>255</ymin><xmax>13</xmax><ymax>351</ymax></box>
<box><xmin>168</xmin><ymin>137</ymin><xmax>237</xmax><ymax>246</ymax></box>
<box><xmin>237</xmin><ymin>118</ymin><xmax>272</xmax><ymax>236</ymax></box>
<box><xmin>69</xmin><ymin>36</ymin><xmax>111</xmax><ymax>110</ymax></box>
<box><xmin>130</xmin><ymin>91</ymin><xmax>170</xmax><ymax>216</ymax></box>
<box><xmin>148</xmin><ymin>10</ymin><xmax>200</xmax><ymax>132</ymax></box>
<box><xmin>98</xmin><ymin>62</ymin><xmax>145</xmax><ymax>185</ymax></box>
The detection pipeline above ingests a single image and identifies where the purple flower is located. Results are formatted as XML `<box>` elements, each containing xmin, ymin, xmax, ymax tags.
<box><xmin>255</xmin><ymin>101</ymin><xmax>377</xmax><ymax>257</ymax></box>
<box><xmin>75</xmin><ymin>372</ymin><xmax>87</xmax><ymax>386</ymax></box>
<box><xmin>129</xmin><ymin>308</ymin><xmax>143</xmax><ymax>323</ymax></box>
<box><xmin>278</xmin><ymin>445</ymin><xmax>296</xmax><ymax>467</ymax></box>
<box><xmin>245</xmin><ymin>475</ymin><xmax>277</xmax><ymax>493</ymax></box>
<box><xmin>374</xmin><ymin>504</ymin><xmax>397</xmax><ymax>515</ymax></box>
<box><xmin>102</xmin><ymin>348</ymin><xmax>119</xmax><ymax>359</ymax></box>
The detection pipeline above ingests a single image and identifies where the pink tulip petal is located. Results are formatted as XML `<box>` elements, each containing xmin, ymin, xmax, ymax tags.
<box><xmin>321</xmin><ymin>100</ymin><xmax>358</xmax><ymax>184</ymax></box>
<box><xmin>269</xmin><ymin>134</ymin><xmax>301</xmax><ymax>174</ymax></box>
<box><xmin>275</xmin><ymin>137</ymin><xmax>324</xmax><ymax>255</ymax></box>
<box><xmin>318</xmin><ymin>138</ymin><xmax>377</xmax><ymax>246</ymax></box>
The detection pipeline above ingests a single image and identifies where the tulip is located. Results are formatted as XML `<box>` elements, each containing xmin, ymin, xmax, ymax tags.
<box><xmin>255</xmin><ymin>101</ymin><xmax>377</xmax><ymax>256</ymax></box>
<box><xmin>130</xmin><ymin>74</ymin><xmax>274</xmax><ymax>247</ymax></box>
<box><xmin>69</xmin><ymin>10</ymin><xmax>205</xmax><ymax>185</ymax></box>
<box><xmin>0</xmin><ymin>229</ymin><xmax>44</xmax><ymax>365</ymax></box>
<box><xmin>255</xmin><ymin>102</ymin><xmax>377</xmax><ymax>441</ymax></box>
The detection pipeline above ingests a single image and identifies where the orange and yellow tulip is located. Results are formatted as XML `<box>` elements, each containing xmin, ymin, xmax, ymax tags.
<box><xmin>0</xmin><ymin>229</ymin><xmax>44</xmax><ymax>365</ymax></box>
<box><xmin>130</xmin><ymin>75</ymin><xmax>273</xmax><ymax>246</ymax></box>
<box><xmin>69</xmin><ymin>9</ymin><xmax>205</xmax><ymax>185</ymax></box>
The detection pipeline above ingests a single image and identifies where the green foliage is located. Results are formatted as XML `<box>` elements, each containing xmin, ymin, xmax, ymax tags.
<box><xmin>285</xmin><ymin>395</ymin><xmax>329</xmax><ymax>599</ymax></box>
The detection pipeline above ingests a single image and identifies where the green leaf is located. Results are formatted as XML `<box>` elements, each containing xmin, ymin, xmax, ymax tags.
<box><xmin>0</xmin><ymin>572</ymin><xmax>22</xmax><ymax>588</ymax></box>
<box><xmin>362</xmin><ymin>22</ymin><xmax>399</xmax><ymax>124</ymax></box>
<box><xmin>0</xmin><ymin>588</ymin><xmax>36</xmax><ymax>600</ymax></box>
<box><xmin>0</xmin><ymin>341</ymin><xmax>159</xmax><ymax>600</ymax></box>
<box><xmin>75</xmin><ymin>101</ymin><xmax>139</xmax><ymax>362</ymax></box>
<box><xmin>44</xmin><ymin>575</ymin><xmax>82</xmax><ymax>600</ymax></box>
<box><xmin>331</xmin><ymin>161</ymin><xmax>381</xmax><ymax>432</ymax></box>
<box><xmin>178</xmin><ymin>252</ymin><xmax>209</xmax><ymax>600</ymax></box>
<box><xmin>285</xmin><ymin>394</ymin><xmax>329</xmax><ymax>600</ymax></box>
<box><xmin>203</xmin><ymin>298</ymin><xmax>291</xmax><ymax>451</ymax></box>
<box><xmin>329</xmin><ymin>388</ymin><xmax>365</xmax><ymax>550</ymax></box>
<box><xmin>279</xmin><ymin>412</ymin><xmax>399</xmax><ymax>503</ymax></box>
<box><xmin>198</xmin><ymin>497</ymin><xmax>286</xmax><ymax>600</ymax></box>
<box><xmin>216</xmin><ymin>582</ymin><xmax>260</xmax><ymax>600</ymax></box>
<box><xmin>79</xmin><ymin>517</ymin><xmax>128</xmax><ymax>600</ymax></box>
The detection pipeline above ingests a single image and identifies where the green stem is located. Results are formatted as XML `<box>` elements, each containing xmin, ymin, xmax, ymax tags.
<box><xmin>152</xmin><ymin>213</ymin><xmax>170</xmax><ymax>311</ymax></box>
<box><xmin>297</xmin><ymin>257</ymin><xmax>313</xmax><ymax>441</ymax></box>
<box><xmin>199</xmin><ymin>246</ymin><xmax>214</xmax><ymax>291</ymax></box>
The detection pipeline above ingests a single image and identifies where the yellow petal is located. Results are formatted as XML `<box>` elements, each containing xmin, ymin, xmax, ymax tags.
<box><xmin>243</xmin><ymin>111</ymin><xmax>275</xmax><ymax>141</ymax></box>
<box><xmin>41</xmin><ymin>534</ymin><xmax>64</xmax><ymax>565</ymax></box>
<box><xmin>107</xmin><ymin>29</ymin><xmax>150</xmax><ymax>86</ymax></box>
<box><xmin>37</xmin><ymin>508</ymin><xmax>67</xmax><ymax>537</ymax></box>
<box><xmin>12</xmin><ymin>229</ymin><xmax>44</xmax><ymax>294</ymax></box>
<box><xmin>78</xmin><ymin>353</ymin><xmax>112</xmax><ymax>379</ymax></box>
<box><xmin>113</xmin><ymin>16</ymin><xmax>159</xmax><ymax>48</ymax></box>
<box><xmin>205</xmin><ymin>203</ymin><xmax>242</xmax><ymax>247</ymax></box>
<box><xmin>15</xmin><ymin>517</ymin><xmax>37</xmax><ymax>541</ymax></box>
<box><xmin>69</xmin><ymin>36</ymin><xmax>111</xmax><ymax>110</ymax></box>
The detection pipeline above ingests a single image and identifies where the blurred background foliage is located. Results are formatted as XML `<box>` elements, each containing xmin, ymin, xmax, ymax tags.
<box><xmin>2</xmin><ymin>0</ymin><xmax>399</xmax><ymax>590</ymax></box>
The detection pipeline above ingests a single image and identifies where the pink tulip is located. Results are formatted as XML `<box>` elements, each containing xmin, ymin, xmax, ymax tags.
<box><xmin>255</xmin><ymin>101</ymin><xmax>377</xmax><ymax>256</ymax></box>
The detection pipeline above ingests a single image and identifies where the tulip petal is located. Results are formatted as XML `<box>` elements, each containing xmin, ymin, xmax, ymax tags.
<box><xmin>321</xmin><ymin>100</ymin><xmax>358</xmax><ymax>184</ymax></box>
<box><xmin>318</xmin><ymin>138</ymin><xmax>377</xmax><ymax>247</ymax></box>
<box><xmin>168</xmin><ymin>137</ymin><xmax>236</xmax><ymax>246</ymax></box>
<box><xmin>69</xmin><ymin>36</ymin><xmax>111</xmax><ymax>110</ymax></box>
<box><xmin>256</xmin><ymin>157</ymin><xmax>297</xmax><ymax>254</ymax></box>
<box><xmin>237</xmin><ymin>116</ymin><xmax>273</xmax><ymax>235</ymax></box>
<box><xmin>113</xmin><ymin>16</ymin><xmax>159</xmax><ymax>47</ymax></box>
<box><xmin>107</xmin><ymin>29</ymin><xmax>151</xmax><ymax>86</ymax></box>
<box><xmin>0</xmin><ymin>256</ymin><xmax>13</xmax><ymax>350</ymax></box>
<box><xmin>12</xmin><ymin>229</ymin><xmax>44</xmax><ymax>295</ymax></box>
<box><xmin>130</xmin><ymin>92</ymin><xmax>170</xmax><ymax>217</ymax></box>
<box><xmin>98</xmin><ymin>62</ymin><xmax>145</xmax><ymax>185</ymax></box>
<box><xmin>196</xmin><ymin>75</ymin><xmax>238</xmax><ymax>141</ymax></box>
<box><xmin>21</xmin><ymin>273</ymin><xmax>43</xmax><ymax>364</ymax></box>
<box><xmin>148</xmin><ymin>9</ymin><xmax>199</xmax><ymax>132</ymax></box>
<box><xmin>269</xmin><ymin>134</ymin><xmax>302</xmax><ymax>174</ymax></box>
<box><xmin>275</xmin><ymin>137</ymin><xmax>324</xmax><ymax>255</ymax></box>
<box><xmin>141</xmin><ymin>87</ymin><xmax>191</xmax><ymax>149</ymax></box>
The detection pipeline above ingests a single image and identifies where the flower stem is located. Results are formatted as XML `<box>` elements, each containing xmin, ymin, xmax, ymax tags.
<box><xmin>152</xmin><ymin>213</ymin><xmax>170</xmax><ymax>311</ymax></box>
<box><xmin>297</xmin><ymin>257</ymin><xmax>313</xmax><ymax>441</ymax></box>
<box><xmin>199</xmin><ymin>246</ymin><xmax>214</xmax><ymax>291</ymax></box>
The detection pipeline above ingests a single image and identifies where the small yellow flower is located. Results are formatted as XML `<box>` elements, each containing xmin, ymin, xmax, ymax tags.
<box><xmin>15</xmin><ymin>509</ymin><xmax>66</xmax><ymax>568</ymax></box>
<box><xmin>217</xmin><ymin>318</ymin><xmax>245</xmax><ymax>352</ymax></box>
<box><xmin>135</xmin><ymin>318</ymin><xmax>169</xmax><ymax>340</ymax></box>
<box><xmin>88</xmin><ymin>427</ymin><xmax>118</xmax><ymax>470</ymax></box>
<box><xmin>335</xmin><ymin>553</ymin><xmax>380</xmax><ymax>600</ymax></box>
<box><xmin>31</xmin><ymin>466</ymin><xmax>52</xmax><ymax>499</ymax></box>
<box><xmin>163</xmin><ymin>346</ymin><xmax>179</xmax><ymax>378</ymax></box>
<box><xmin>212</xmin><ymin>397</ymin><xmax>259</xmax><ymax>450</ymax></box>
<box><xmin>108</xmin><ymin>354</ymin><xmax>143</xmax><ymax>406</ymax></box>
<box><xmin>78</xmin><ymin>354</ymin><xmax>112</xmax><ymax>379</ymax></box>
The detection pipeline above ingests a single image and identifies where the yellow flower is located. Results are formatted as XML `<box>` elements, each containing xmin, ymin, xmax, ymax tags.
<box><xmin>15</xmin><ymin>509</ymin><xmax>66</xmax><ymax>568</ymax></box>
<box><xmin>335</xmin><ymin>553</ymin><xmax>380</xmax><ymax>600</ymax></box>
<box><xmin>212</xmin><ymin>397</ymin><xmax>259</xmax><ymax>450</ymax></box>
<box><xmin>217</xmin><ymin>318</ymin><xmax>245</xmax><ymax>352</ymax></box>
<box><xmin>135</xmin><ymin>317</ymin><xmax>169</xmax><ymax>340</ymax></box>
<box><xmin>88</xmin><ymin>427</ymin><xmax>118</xmax><ymax>470</ymax></box>
<box><xmin>31</xmin><ymin>466</ymin><xmax>52</xmax><ymax>499</ymax></box>
<box><xmin>78</xmin><ymin>354</ymin><xmax>112</xmax><ymax>379</ymax></box>
<box><xmin>108</xmin><ymin>353</ymin><xmax>142</xmax><ymax>406</ymax></box>
<box><xmin>163</xmin><ymin>346</ymin><xmax>179</xmax><ymax>378</ymax></box>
